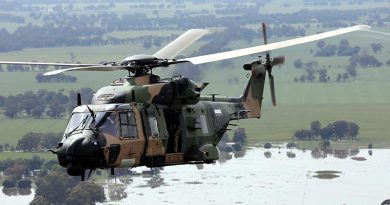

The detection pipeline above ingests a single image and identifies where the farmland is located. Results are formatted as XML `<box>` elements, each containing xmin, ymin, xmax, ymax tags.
<box><xmin>0</xmin><ymin>0</ymin><xmax>389</xmax><ymax>154</ymax></box>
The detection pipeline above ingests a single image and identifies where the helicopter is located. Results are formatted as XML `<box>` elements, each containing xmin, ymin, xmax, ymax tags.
<box><xmin>0</xmin><ymin>24</ymin><xmax>370</xmax><ymax>180</ymax></box>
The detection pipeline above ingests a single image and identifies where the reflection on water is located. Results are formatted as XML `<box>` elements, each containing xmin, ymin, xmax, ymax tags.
<box><xmin>312</xmin><ymin>170</ymin><xmax>341</xmax><ymax>179</ymax></box>
<box><xmin>0</xmin><ymin>187</ymin><xmax>34</xmax><ymax>205</ymax></box>
<box><xmin>310</xmin><ymin>148</ymin><xmax>366</xmax><ymax>159</ymax></box>
<box><xmin>101</xmin><ymin>147</ymin><xmax>390</xmax><ymax>205</ymax></box>
<box><xmin>2</xmin><ymin>187</ymin><xmax>32</xmax><ymax>196</ymax></box>
<box><xmin>143</xmin><ymin>176</ymin><xmax>165</xmax><ymax>188</ymax></box>
<box><xmin>287</xmin><ymin>151</ymin><xmax>296</xmax><ymax>158</ymax></box>
<box><xmin>2</xmin><ymin>188</ymin><xmax>18</xmax><ymax>196</ymax></box>
<box><xmin>264</xmin><ymin>151</ymin><xmax>272</xmax><ymax>158</ymax></box>
<box><xmin>107</xmin><ymin>184</ymin><xmax>127</xmax><ymax>201</ymax></box>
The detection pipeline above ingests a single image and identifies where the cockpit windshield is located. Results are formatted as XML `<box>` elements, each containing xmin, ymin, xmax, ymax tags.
<box><xmin>64</xmin><ymin>112</ymin><xmax>118</xmax><ymax>137</ymax></box>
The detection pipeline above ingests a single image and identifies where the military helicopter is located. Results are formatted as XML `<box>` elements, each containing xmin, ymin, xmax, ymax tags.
<box><xmin>0</xmin><ymin>24</ymin><xmax>370</xmax><ymax>180</ymax></box>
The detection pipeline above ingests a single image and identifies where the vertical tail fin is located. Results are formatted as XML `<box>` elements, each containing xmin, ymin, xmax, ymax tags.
<box><xmin>241</xmin><ymin>61</ymin><xmax>267</xmax><ymax>118</ymax></box>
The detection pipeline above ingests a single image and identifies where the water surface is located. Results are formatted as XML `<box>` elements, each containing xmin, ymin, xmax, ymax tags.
<box><xmin>104</xmin><ymin>148</ymin><xmax>390</xmax><ymax>205</ymax></box>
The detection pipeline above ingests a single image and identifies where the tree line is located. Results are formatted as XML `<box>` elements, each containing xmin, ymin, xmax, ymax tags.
<box><xmin>15</xmin><ymin>132</ymin><xmax>62</xmax><ymax>152</ymax></box>
<box><xmin>1</xmin><ymin>1</ymin><xmax>389</xmax><ymax>52</ymax></box>
<box><xmin>31</xmin><ymin>172</ymin><xmax>105</xmax><ymax>205</ymax></box>
<box><xmin>294</xmin><ymin>120</ymin><xmax>359</xmax><ymax>141</ymax></box>
<box><xmin>35</xmin><ymin>73</ymin><xmax>77</xmax><ymax>83</ymax></box>
<box><xmin>0</xmin><ymin>155</ymin><xmax>105</xmax><ymax>205</ymax></box>
<box><xmin>313</xmin><ymin>40</ymin><xmax>385</xmax><ymax>68</ymax></box>
<box><xmin>293</xmin><ymin>39</ymin><xmax>388</xmax><ymax>83</ymax></box>
<box><xmin>0</xmin><ymin>88</ymin><xmax>94</xmax><ymax>119</ymax></box>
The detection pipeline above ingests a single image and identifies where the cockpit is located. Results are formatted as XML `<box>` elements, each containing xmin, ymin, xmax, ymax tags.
<box><xmin>64</xmin><ymin>105</ymin><xmax>138</xmax><ymax>139</ymax></box>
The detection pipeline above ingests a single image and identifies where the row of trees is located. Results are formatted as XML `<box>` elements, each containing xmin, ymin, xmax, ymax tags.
<box><xmin>0</xmin><ymin>155</ymin><xmax>105</xmax><ymax>205</ymax></box>
<box><xmin>294</xmin><ymin>68</ymin><xmax>330</xmax><ymax>83</ymax></box>
<box><xmin>0</xmin><ymin>155</ymin><xmax>46</xmax><ymax>175</ymax></box>
<box><xmin>294</xmin><ymin>120</ymin><xmax>359</xmax><ymax>141</ymax></box>
<box><xmin>0</xmin><ymin>88</ymin><xmax>94</xmax><ymax>118</ymax></box>
<box><xmin>1</xmin><ymin>155</ymin><xmax>48</xmax><ymax>191</ymax></box>
<box><xmin>314</xmin><ymin>39</ymin><xmax>362</xmax><ymax>57</ymax></box>
<box><xmin>31</xmin><ymin>172</ymin><xmax>105</xmax><ymax>205</ymax></box>
<box><xmin>293</xmin><ymin>66</ymin><xmax>358</xmax><ymax>83</ymax></box>
<box><xmin>1</xmin><ymin>2</ymin><xmax>389</xmax><ymax>52</ymax></box>
<box><xmin>16</xmin><ymin>132</ymin><xmax>62</xmax><ymax>152</ymax></box>
<box><xmin>312</xmin><ymin>40</ymin><xmax>386</xmax><ymax>68</ymax></box>
<box><xmin>349</xmin><ymin>53</ymin><xmax>384</xmax><ymax>68</ymax></box>
<box><xmin>35</xmin><ymin>73</ymin><xmax>77</xmax><ymax>83</ymax></box>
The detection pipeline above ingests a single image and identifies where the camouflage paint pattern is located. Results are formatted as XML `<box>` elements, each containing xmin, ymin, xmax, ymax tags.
<box><xmin>57</xmin><ymin>62</ymin><xmax>267</xmax><ymax>176</ymax></box>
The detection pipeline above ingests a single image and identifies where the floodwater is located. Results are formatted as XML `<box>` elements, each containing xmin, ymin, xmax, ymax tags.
<box><xmin>2</xmin><ymin>147</ymin><xmax>390</xmax><ymax>205</ymax></box>
<box><xmin>103</xmin><ymin>147</ymin><xmax>390</xmax><ymax>205</ymax></box>
<box><xmin>0</xmin><ymin>188</ymin><xmax>34</xmax><ymax>205</ymax></box>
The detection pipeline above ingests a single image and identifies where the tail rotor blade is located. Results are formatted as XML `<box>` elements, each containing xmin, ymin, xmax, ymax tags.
<box><xmin>272</xmin><ymin>56</ymin><xmax>285</xmax><ymax>66</ymax></box>
<box><xmin>262</xmin><ymin>23</ymin><xmax>271</xmax><ymax>61</ymax></box>
<box><xmin>268</xmin><ymin>72</ymin><xmax>276</xmax><ymax>106</ymax></box>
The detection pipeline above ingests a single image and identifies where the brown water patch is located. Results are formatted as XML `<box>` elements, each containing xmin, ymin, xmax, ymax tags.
<box><xmin>313</xmin><ymin>171</ymin><xmax>341</xmax><ymax>179</ymax></box>
<box><xmin>351</xmin><ymin>157</ymin><xmax>367</xmax><ymax>161</ymax></box>
<box><xmin>184</xmin><ymin>181</ymin><xmax>202</xmax><ymax>185</ymax></box>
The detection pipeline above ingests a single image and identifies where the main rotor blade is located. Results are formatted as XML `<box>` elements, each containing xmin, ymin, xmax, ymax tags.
<box><xmin>43</xmin><ymin>65</ymin><xmax>128</xmax><ymax>76</ymax></box>
<box><xmin>153</xmin><ymin>29</ymin><xmax>209</xmax><ymax>59</ymax></box>
<box><xmin>268</xmin><ymin>72</ymin><xmax>276</xmax><ymax>106</ymax></box>
<box><xmin>0</xmin><ymin>61</ymin><xmax>98</xmax><ymax>67</ymax></box>
<box><xmin>181</xmin><ymin>25</ymin><xmax>370</xmax><ymax>65</ymax></box>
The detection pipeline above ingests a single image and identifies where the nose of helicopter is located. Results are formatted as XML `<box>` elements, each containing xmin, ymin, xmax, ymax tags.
<box><xmin>56</xmin><ymin>131</ymin><xmax>106</xmax><ymax>177</ymax></box>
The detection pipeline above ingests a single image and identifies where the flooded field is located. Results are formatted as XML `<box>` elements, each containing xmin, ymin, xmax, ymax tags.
<box><xmin>101</xmin><ymin>147</ymin><xmax>390</xmax><ymax>205</ymax></box>
<box><xmin>0</xmin><ymin>188</ymin><xmax>34</xmax><ymax>205</ymax></box>
<box><xmin>2</xmin><ymin>147</ymin><xmax>390</xmax><ymax>205</ymax></box>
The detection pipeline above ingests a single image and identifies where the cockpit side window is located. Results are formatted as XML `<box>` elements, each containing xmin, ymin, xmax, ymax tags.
<box><xmin>99</xmin><ymin>112</ymin><xmax>118</xmax><ymax>136</ymax></box>
<box><xmin>119</xmin><ymin>111</ymin><xmax>137</xmax><ymax>139</ymax></box>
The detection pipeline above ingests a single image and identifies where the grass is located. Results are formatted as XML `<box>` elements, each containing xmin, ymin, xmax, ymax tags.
<box><xmin>0</xmin><ymin>118</ymin><xmax>66</xmax><ymax>145</ymax></box>
<box><xmin>261</xmin><ymin>0</ymin><xmax>390</xmax><ymax>14</ymax></box>
<box><xmin>0</xmin><ymin>0</ymin><xmax>389</xmax><ymax>153</ymax></box>
<box><xmin>228</xmin><ymin>104</ymin><xmax>390</xmax><ymax>146</ymax></box>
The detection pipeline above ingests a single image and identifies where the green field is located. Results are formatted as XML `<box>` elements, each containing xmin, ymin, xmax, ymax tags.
<box><xmin>261</xmin><ymin>0</ymin><xmax>390</xmax><ymax>14</ymax></box>
<box><xmin>0</xmin><ymin>118</ymin><xmax>66</xmax><ymax>145</ymax></box>
<box><xmin>0</xmin><ymin>0</ymin><xmax>389</xmax><ymax>156</ymax></box>
<box><xmin>0</xmin><ymin>42</ymin><xmax>390</xmax><ymax>148</ymax></box>
<box><xmin>0</xmin><ymin>151</ymin><xmax>55</xmax><ymax>161</ymax></box>
<box><xmin>233</xmin><ymin>104</ymin><xmax>390</xmax><ymax>146</ymax></box>
<box><xmin>0</xmin><ymin>103</ymin><xmax>389</xmax><ymax>148</ymax></box>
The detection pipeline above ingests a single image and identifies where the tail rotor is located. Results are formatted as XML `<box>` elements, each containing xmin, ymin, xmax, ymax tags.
<box><xmin>261</xmin><ymin>23</ymin><xmax>285</xmax><ymax>106</ymax></box>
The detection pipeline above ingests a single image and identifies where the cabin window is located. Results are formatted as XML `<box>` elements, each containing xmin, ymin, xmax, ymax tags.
<box><xmin>119</xmin><ymin>112</ymin><xmax>137</xmax><ymax>138</ymax></box>
<box><xmin>148</xmin><ymin>117</ymin><xmax>159</xmax><ymax>138</ymax></box>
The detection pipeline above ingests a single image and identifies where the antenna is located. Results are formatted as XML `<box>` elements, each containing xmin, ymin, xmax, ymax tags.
<box><xmin>77</xmin><ymin>93</ymin><xmax>82</xmax><ymax>106</ymax></box>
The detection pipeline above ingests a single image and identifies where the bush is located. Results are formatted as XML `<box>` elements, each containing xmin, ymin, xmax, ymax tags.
<box><xmin>232</xmin><ymin>128</ymin><xmax>247</xmax><ymax>144</ymax></box>
<box><xmin>2</xmin><ymin>176</ymin><xmax>17</xmax><ymax>188</ymax></box>
<box><xmin>17</xmin><ymin>179</ymin><xmax>32</xmax><ymax>189</ymax></box>
<box><xmin>264</xmin><ymin>143</ymin><xmax>272</xmax><ymax>149</ymax></box>
<box><xmin>286</xmin><ymin>142</ymin><xmax>297</xmax><ymax>149</ymax></box>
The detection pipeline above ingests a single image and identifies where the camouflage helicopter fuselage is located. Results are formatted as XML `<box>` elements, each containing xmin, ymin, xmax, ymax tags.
<box><xmin>56</xmin><ymin>61</ymin><xmax>266</xmax><ymax>178</ymax></box>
